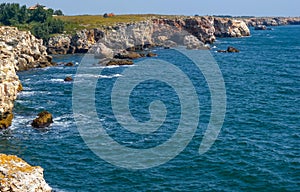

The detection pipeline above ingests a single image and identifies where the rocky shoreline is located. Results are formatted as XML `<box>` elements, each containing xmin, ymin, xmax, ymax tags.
<box><xmin>47</xmin><ymin>16</ymin><xmax>251</xmax><ymax>55</ymax></box>
<box><xmin>0</xmin><ymin>15</ymin><xmax>299</xmax><ymax>190</ymax></box>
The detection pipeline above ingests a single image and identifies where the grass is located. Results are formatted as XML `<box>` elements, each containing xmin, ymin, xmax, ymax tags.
<box><xmin>56</xmin><ymin>14</ymin><xmax>180</xmax><ymax>33</ymax></box>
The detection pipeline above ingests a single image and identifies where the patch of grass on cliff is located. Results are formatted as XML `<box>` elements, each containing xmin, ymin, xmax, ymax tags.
<box><xmin>57</xmin><ymin>14</ymin><xmax>177</xmax><ymax>33</ymax></box>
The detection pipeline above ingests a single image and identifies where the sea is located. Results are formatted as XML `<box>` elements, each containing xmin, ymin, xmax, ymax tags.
<box><xmin>0</xmin><ymin>25</ymin><xmax>299</xmax><ymax>191</ymax></box>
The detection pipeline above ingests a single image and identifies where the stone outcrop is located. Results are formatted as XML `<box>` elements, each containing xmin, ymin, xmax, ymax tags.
<box><xmin>0</xmin><ymin>26</ymin><xmax>55</xmax><ymax>71</ymax></box>
<box><xmin>47</xmin><ymin>16</ymin><xmax>250</xmax><ymax>55</ymax></box>
<box><xmin>0</xmin><ymin>42</ymin><xmax>20</xmax><ymax>129</ymax></box>
<box><xmin>0</xmin><ymin>26</ymin><xmax>54</xmax><ymax>129</ymax></box>
<box><xmin>0</xmin><ymin>154</ymin><xmax>52</xmax><ymax>192</ymax></box>
<box><xmin>214</xmin><ymin>17</ymin><xmax>250</xmax><ymax>38</ymax></box>
<box><xmin>31</xmin><ymin>111</ymin><xmax>53</xmax><ymax>128</ymax></box>
<box><xmin>242</xmin><ymin>17</ymin><xmax>300</xmax><ymax>27</ymax></box>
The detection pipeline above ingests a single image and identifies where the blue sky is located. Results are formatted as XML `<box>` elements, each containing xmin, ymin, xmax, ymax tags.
<box><xmin>3</xmin><ymin>0</ymin><xmax>299</xmax><ymax>16</ymax></box>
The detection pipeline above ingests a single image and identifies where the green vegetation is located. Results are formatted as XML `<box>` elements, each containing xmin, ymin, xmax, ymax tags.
<box><xmin>0</xmin><ymin>3</ymin><xmax>179</xmax><ymax>40</ymax></box>
<box><xmin>0</xmin><ymin>3</ymin><xmax>65</xmax><ymax>41</ymax></box>
<box><xmin>57</xmin><ymin>14</ymin><xmax>177</xmax><ymax>33</ymax></box>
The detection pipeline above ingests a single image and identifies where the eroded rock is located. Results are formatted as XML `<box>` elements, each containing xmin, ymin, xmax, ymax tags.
<box><xmin>31</xmin><ymin>111</ymin><xmax>53</xmax><ymax>128</ymax></box>
<box><xmin>0</xmin><ymin>154</ymin><xmax>52</xmax><ymax>192</ymax></box>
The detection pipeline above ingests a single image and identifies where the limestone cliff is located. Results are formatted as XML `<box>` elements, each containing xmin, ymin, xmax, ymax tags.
<box><xmin>0</xmin><ymin>26</ymin><xmax>54</xmax><ymax>129</ymax></box>
<box><xmin>0</xmin><ymin>154</ymin><xmax>52</xmax><ymax>192</ymax></box>
<box><xmin>242</xmin><ymin>17</ymin><xmax>300</xmax><ymax>27</ymax></box>
<box><xmin>47</xmin><ymin>16</ymin><xmax>250</xmax><ymax>54</ymax></box>
<box><xmin>0</xmin><ymin>26</ymin><xmax>54</xmax><ymax>71</ymax></box>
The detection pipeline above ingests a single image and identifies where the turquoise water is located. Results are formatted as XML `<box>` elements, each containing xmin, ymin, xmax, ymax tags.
<box><xmin>0</xmin><ymin>25</ymin><xmax>299</xmax><ymax>191</ymax></box>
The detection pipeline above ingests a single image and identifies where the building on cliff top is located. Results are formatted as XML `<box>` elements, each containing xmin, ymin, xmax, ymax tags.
<box><xmin>28</xmin><ymin>3</ymin><xmax>49</xmax><ymax>10</ymax></box>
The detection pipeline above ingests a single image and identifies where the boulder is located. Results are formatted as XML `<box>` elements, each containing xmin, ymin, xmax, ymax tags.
<box><xmin>31</xmin><ymin>111</ymin><xmax>53</xmax><ymax>128</ymax></box>
<box><xmin>114</xmin><ymin>51</ymin><xmax>142</xmax><ymax>59</ymax></box>
<box><xmin>0</xmin><ymin>154</ymin><xmax>52</xmax><ymax>192</ymax></box>
<box><xmin>227</xmin><ymin>46</ymin><xmax>240</xmax><ymax>53</ymax></box>
<box><xmin>92</xmin><ymin>43</ymin><xmax>114</xmax><ymax>59</ymax></box>
<box><xmin>146</xmin><ymin>52</ymin><xmax>157</xmax><ymax>57</ymax></box>
<box><xmin>254</xmin><ymin>25</ymin><xmax>267</xmax><ymax>30</ymax></box>
<box><xmin>0</xmin><ymin>113</ymin><xmax>13</xmax><ymax>130</ymax></box>
<box><xmin>64</xmin><ymin>76</ymin><xmax>73</xmax><ymax>82</ymax></box>
<box><xmin>64</xmin><ymin>62</ymin><xmax>74</xmax><ymax>67</ymax></box>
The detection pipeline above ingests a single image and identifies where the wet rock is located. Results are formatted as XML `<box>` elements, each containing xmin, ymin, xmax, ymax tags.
<box><xmin>0</xmin><ymin>154</ymin><xmax>52</xmax><ymax>192</ymax></box>
<box><xmin>64</xmin><ymin>62</ymin><xmax>74</xmax><ymax>67</ymax></box>
<box><xmin>31</xmin><ymin>111</ymin><xmax>53</xmax><ymax>128</ymax></box>
<box><xmin>114</xmin><ymin>52</ymin><xmax>142</xmax><ymax>59</ymax></box>
<box><xmin>105</xmin><ymin>59</ymin><xmax>134</xmax><ymax>66</ymax></box>
<box><xmin>0</xmin><ymin>113</ymin><xmax>13</xmax><ymax>130</ymax></box>
<box><xmin>255</xmin><ymin>25</ymin><xmax>267</xmax><ymax>30</ymax></box>
<box><xmin>64</xmin><ymin>76</ymin><xmax>73</xmax><ymax>82</ymax></box>
<box><xmin>227</xmin><ymin>46</ymin><xmax>240</xmax><ymax>53</ymax></box>
<box><xmin>146</xmin><ymin>52</ymin><xmax>157</xmax><ymax>57</ymax></box>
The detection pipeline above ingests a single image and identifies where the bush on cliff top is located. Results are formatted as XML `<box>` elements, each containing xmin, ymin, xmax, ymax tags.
<box><xmin>0</xmin><ymin>3</ymin><xmax>65</xmax><ymax>42</ymax></box>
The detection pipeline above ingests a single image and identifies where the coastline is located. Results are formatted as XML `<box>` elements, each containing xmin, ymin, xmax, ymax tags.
<box><xmin>0</xmin><ymin>13</ymin><xmax>300</xmax><ymax>191</ymax></box>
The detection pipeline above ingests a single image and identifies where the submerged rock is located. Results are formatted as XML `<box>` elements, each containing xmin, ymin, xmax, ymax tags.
<box><xmin>146</xmin><ymin>52</ymin><xmax>157</xmax><ymax>57</ymax></box>
<box><xmin>64</xmin><ymin>76</ymin><xmax>73</xmax><ymax>82</ymax></box>
<box><xmin>217</xmin><ymin>46</ymin><xmax>240</xmax><ymax>53</ymax></box>
<box><xmin>105</xmin><ymin>59</ymin><xmax>134</xmax><ymax>66</ymax></box>
<box><xmin>227</xmin><ymin>46</ymin><xmax>240</xmax><ymax>53</ymax></box>
<box><xmin>31</xmin><ymin>111</ymin><xmax>53</xmax><ymax>128</ymax></box>
<box><xmin>254</xmin><ymin>25</ymin><xmax>267</xmax><ymax>30</ymax></box>
<box><xmin>0</xmin><ymin>154</ymin><xmax>52</xmax><ymax>192</ymax></box>
<box><xmin>64</xmin><ymin>62</ymin><xmax>74</xmax><ymax>67</ymax></box>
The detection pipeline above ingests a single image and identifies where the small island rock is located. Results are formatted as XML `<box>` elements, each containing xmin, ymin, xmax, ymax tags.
<box><xmin>31</xmin><ymin>111</ymin><xmax>53</xmax><ymax>128</ymax></box>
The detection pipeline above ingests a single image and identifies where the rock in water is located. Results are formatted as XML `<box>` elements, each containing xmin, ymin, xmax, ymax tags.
<box><xmin>105</xmin><ymin>59</ymin><xmax>134</xmax><ymax>66</ymax></box>
<box><xmin>64</xmin><ymin>76</ymin><xmax>73</xmax><ymax>82</ymax></box>
<box><xmin>146</xmin><ymin>52</ymin><xmax>158</xmax><ymax>57</ymax></box>
<box><xmin>0</xmin><ymin>154</ymin><xmax>52</xmax><ymax>192</ymax></box>
<box><xmin>227</xmin><ymin>46</ymin><xmax>240</xmax><ymax>53</ymax></box>
<box><xmin>31</xmin><ymin>111</ymin><xmax>53</xmax><ymax>128</ymax></box>
<box><xmin>254</xmin><ymin>25</ymin><xmax>267</xmax><ymax>30</ymax></box>
<box><xmin>64</xmin><ymin>62</ymin><xmax>74</xmax><ymax>67</ymax></box>
<box><xmin>0</xmin><ymin>113</ymin><xmax>13</xmax><ymax>129</ymax></box>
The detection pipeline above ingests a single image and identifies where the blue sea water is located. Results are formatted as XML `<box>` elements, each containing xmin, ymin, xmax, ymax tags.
<box><xmin>0</xmin><ymin>25</ymin><xmax>299</xmax><ymax>191</ymax></box>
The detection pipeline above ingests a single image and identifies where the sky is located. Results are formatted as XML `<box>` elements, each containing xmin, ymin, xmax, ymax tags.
<box><xmin>2</xmin><ymin>0</ymin><xmax>300</xmax><ymax>17</ymax></box>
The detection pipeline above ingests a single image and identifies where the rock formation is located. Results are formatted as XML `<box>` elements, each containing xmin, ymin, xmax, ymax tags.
<box><xmin>0</xmin><ymin>26</ymin><xmax>55</xmax><ymax>71</ymax></box>
<box><xmin>31</xmin><ymin>111</ymin><xmax>53</xmax><ymax>128</ymax></box>
<box><xmin>242</xmin><ymin>17</ymin><xmax>300</xmax><ymax>27</ymax></box>
<box><xmin>47</xmin><ymin>16</ymin><xmax>251</xmax><ymax>55</ymax></box>
<box><xmin>0</xmin><ymin>154</ymin><xmax>52</xmax><ymax>192</ymax></box>
<box><xmin>214</xmin><ymin>17</ymin><xmax>250</xmax><ymax>37</ymax></box>
<box><xmin>0</xmin><ymin>26</ymin><xmax>54</xmax><ymax>129</ymax></box>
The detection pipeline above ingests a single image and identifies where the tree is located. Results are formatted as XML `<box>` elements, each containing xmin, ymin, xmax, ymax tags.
<box><xmin>54</xmin><ymin>9</ymin><xmax>63</xmax><ymax>16</ymax></box>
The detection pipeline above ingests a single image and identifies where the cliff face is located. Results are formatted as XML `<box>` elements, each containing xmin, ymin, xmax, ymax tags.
<box><xmin>0</xmin><ymin>26</ymin><xmax>54</xmax><ymax>129</ymax></box>
<box><xmin>242</xmin><ymin>17</ymin><xmax>300</xmax><ymax>27</ymax></box>
<box><xmin>214</xmin><ymin>17</ymin><xmax>250</xmax><ymax>37</ymax></box>
<box><xmin>0</xmin><ymin>26</ymin><xmax>54</xmax><ymax>71</ymax></box>
<box><xmin>0</xmin><ymin>154</ymin><xmax>52</xmax><ymax>192</ymax></box>
<box><xmin>47</xmin><ymin>16</ymin><xmax>250</xmax><ymax>54</ymax></box>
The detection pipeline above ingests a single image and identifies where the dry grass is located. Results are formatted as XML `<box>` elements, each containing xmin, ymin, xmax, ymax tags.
<box><xmin>56</xmin><ymin>14</ymin><xmax>180</xmax><ymax>33</ymax></box>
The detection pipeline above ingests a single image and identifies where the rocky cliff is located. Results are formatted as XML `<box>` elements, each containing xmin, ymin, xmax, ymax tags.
<box><xmin>242</xmin><ymin>17</ymin><xmax>300</xmax><ymax>27</ymax></box>
<box><xmin>0</xmin><ymin>154</ymin><xmax>52</xmax><ymax>192</ymax></box>
<box><xmin>0</xmin><ymin>26</ymin><xmax>54</xmax><ymax>129</ymax></box>
<box><xmin>47</xmin><ymin>16</ymin><xmax>250</xmax><ymax>54</ymax></box>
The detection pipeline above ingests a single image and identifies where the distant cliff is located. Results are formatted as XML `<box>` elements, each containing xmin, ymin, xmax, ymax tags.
<box><xmin>242</xmin><ymin>17</ymin><xmax>300</xmax><ymax>27</ymax></box>
<box><xmin>47</xmin><ymin>16</ymin><xmax>251</xmax><ymax>54</ymax></box>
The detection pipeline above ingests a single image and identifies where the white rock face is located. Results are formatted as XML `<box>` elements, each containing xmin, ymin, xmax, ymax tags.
<box><xmin>0</xmin><ymin>26</ymin><xmax>53</xmax><ymax>128</ymax></box>
<box><xmin>0</xmin><ymin>154</ymin><xmax>52</xmax><ymax>192</ymax></box>
<box><xmin>0</xmin><ymin>43</ymin><xmax>20</xmax><ymax>122</ymax></box>
<box><xmin>0</xmin><ymin>26</ymin><xmax>53</xmax><ymax>71</ymax></box>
